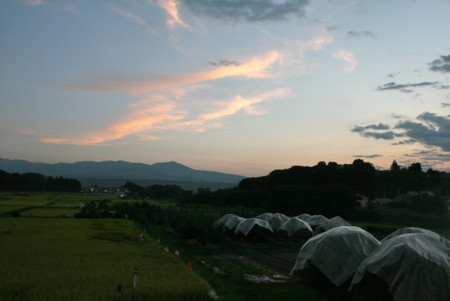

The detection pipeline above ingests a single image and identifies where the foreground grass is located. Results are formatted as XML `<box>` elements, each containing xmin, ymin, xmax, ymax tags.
<box><xmin>0</xmin><ymin>217</ymin><xmax>211</xmax><ymax>301</ymax></box>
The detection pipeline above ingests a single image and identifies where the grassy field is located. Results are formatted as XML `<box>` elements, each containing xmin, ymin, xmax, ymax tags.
<box><xmin>0</xmin><ymin>217</ymin><xmax>211</xmax><ymax>301</ymax></box>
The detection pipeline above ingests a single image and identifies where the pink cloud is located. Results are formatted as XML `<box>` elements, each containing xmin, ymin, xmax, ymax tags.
<box><xmin>333</xmin><ymin>50</ymin><xmax>356</xmax><ymax>72</ymax></box>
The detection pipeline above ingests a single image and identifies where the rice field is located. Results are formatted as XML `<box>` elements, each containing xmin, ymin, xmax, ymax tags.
<box><xmin>20</xmin><ymin>207</ymin><xmax>78</xmax><ymax>217</ymax></box>
<box><xmin>0</xmin><ymin>217</ymin><xmax>211</xmax><ymax>300</ymax></box>
<box><xmin>0</xmin><ymin>193</ymin><xmax>55</xmax><ymax>215</ymax></box>
<box><xmin>0</xmin><ymin>192</ymin><xmax>176</xmax><ymax>217</ymax></box>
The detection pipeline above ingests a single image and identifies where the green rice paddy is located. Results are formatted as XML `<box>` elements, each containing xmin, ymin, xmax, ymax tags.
<box><xmin>0</xmin><ymin>217</ymin><xmax>211</xmax><ymax>300</ymax></box>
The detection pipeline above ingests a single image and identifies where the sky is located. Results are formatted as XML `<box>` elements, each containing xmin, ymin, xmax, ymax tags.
<box><xmin>1</xmin><ymin>0</ymin><xmax>450</xmax><ymax>177</ymax></box>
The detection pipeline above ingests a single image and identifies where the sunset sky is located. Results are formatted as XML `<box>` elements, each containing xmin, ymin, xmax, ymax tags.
<box><xmin>1</xmin><ymin>0</ymin><xmax>450</xmax><ymax>176</ymax></box>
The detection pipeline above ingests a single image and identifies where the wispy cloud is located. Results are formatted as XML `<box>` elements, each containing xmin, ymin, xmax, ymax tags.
<box><xmin>62</xmin><ymin>3</ymin><xmax>78</xmax><ymax>14</ymax></box>
<box><xmin>110</xmin><ymin>6</ymin><xmax>155</xmax><ymax>33</ymax></box>
<box><xmin>200</xmin><ymin>88</ymin><xmax>289</xmax><ymax>121</ymax></box>
<box><xmin>40</xmin><ymin>102</ymin><xmax>185</xmax><ymax>145</ymax></box>
<box><xmin>346</xmin><ymin>30</ymin><xmax>376</xmax><ymax>39</ymax></box>
<box><xmin>332</xmin><ymin>50</ymin><xmax>356</xmax><ymax>72</ymax></box>
<box><xmin>157</xmin><ymin>0</ymin><xmax>191</xmax><ymax>29</ymax></box>
<box><xmin>305</xmin><ymin>35</ymin><xmax>334</xmax><ymax>51</ymax></box>
<box><xmin>353</xmin><ymin>154</ymin><xmax>382</xmax><ymax>159</ymax></box>
<box><xmin>25</xmin><ymin>0</ymin><xmax>44</xmax><ymax>6</ymax></box>
<box><xmin>208</xmin><ymin>59</ymin><xmax>241</xmax><ymax>67</ymax></box>
<box><xmin>180</xmin><ymin>0</ymin><xmax>310</xmax><ymax>23</ymax></box>
<box><xmin>42</xmin><ymin>51</ymin><xmax>286</xmax><ymax>145</ymax></box>
<box><xmin>377</xmin><ymin>81</ymin><xmax>437</xmax><ymax>92</ymax></box>
<box><xmin>67</xmin><ymin>51</ymin><xmax>282</xmax><ymax>94</ymax></box>
<box><xmin>40</xmin><ymin>89</ymin><xmax>287</xmax><ymax>145</ymax></box>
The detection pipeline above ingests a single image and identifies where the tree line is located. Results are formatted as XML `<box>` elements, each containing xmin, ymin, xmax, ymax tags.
<box><xmin>124</xmin><ymin>160</ymin><xmax>450</xmax><ymax>218</ymax></box>
<box><xmin>0</xmin><ymin>169</ymin><xmax>81</xmax><ymax>192</ymax></box>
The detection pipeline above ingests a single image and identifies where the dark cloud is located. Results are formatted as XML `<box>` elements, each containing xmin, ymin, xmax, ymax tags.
<box><xmin>181</xmin><ymin>0</ymin><xmax>309</xmax><ymax>23</ymax></box>
<box><xmin>392</xmin><ymin>139</ymin><xmax>417</xmax><ymax>145</ymax></box>
<box><xmin>346</xmin><ymin>30</ymin><xmax>376</xmax><ymax>39</ymax></box>
<box><xmin>208</xmin><ymin>59</ymin><xmax>241</xmax><ymax>67</ymax></box>
<box><xmin>394</xmin><ymin>112</ymin><xmax>450</xmax><ymax>151</ymax></box>
<box><xmin>387</xmin><ymin>72</ymin><xmax>401</xmax><ymax>78</ymax></box>
<box><xmin>360</xmin><ymin>131</ymin><xmax>397</xmax><ymax>140</ymax></box>
<box><xmin>401</xmin><ymin>149</ymin><xmax>450</xmax><ymax>170</ymax></box>
<box><xmin>352</xmin><ymin>113</ymin><xmax>450</xmax><ymax>168</ymax></box>
<box><xmin>351</xmin><ymin>123</ymin><xmax>390</xmax><ymax>132</ymax></box>
<box><xmin>377</xmin><ymin>81</ymin><xmax>437</xmax><ymax>91</ymax></box>
<box><xmin>327</xmin><ymin>25</ymin><xmax>338</xmax><ymax>31</ymax></box>
<box><xmin>441</xmin><ymin>103</ymin><xmax>450</xmax><ymax>108</ymax></box>
<box><xmin>353</xmin><ymin>154</ymin><xmax>382</xmax><ymax>159</ymax></box>
<box><xmin>429</xmin><ymin>54</ymin><xmax>450</xmax><ymax>73</ymax></box>
<box><xmin>351</xmin><ymin>123</ymin><xmax>397</xmax><ymax>140</ymax></box>
<box><xmin>391</xmin><ymin>114</ymin><xmax>404</xmax><ymax>119</ymax></box>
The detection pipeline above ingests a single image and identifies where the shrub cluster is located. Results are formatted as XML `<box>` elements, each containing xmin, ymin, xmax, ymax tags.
<box><xmin>75</xmin><ymin>200</ymin><xmax>224</xmax><ymax>243</ymax></box>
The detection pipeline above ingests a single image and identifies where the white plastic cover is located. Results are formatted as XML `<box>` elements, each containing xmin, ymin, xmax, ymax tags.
<box><xmin>278</xmin><ymin>217</ymin><xmax>313</xmax><ymax>237</ymax></box>
<box><xmin>381</xmin><ymin>227</ymin><xmax>450</xmax><ymax>247</ymax></box>
<box><xmin>235</xmin><ymin>218</ymin><xmax>274</xmax><ymax>236</ymax></box>
<box><xmin>268</xmin><ymin>213</ymin><xmax>290</xmax><ymax>231</ymax></box>
<box><xmin>273</xmin><ymin>213</ymin><xmax>289</xmax><ymax>220</ymax></box>
<box><xmin>295</xmin><ymin>213</ymin><xmax>311</xmax><ymax>221</ymax></box>
<box><xmin>290</xmin><ymin>226</ymin><xmax>380</xmax><ymax>286</ymax></box>
<box><xmin>223</xmin><ymin>216</ymin><xmax>245</xmax><ymax>231</ymax></box>
<box><xmin>255</xmin><ymin>213</ymin><xmax>274</xmax><ymax>221</ymax></box>
<box><xmin>315</xmin><ymin>216</ymin><xmax>352</xmax><ymax>234</ymax></box>
<box><xmin>306</xmin><ymin>214</ymin><xmax>329</xmax><ymax>227</ymax></box>
<box><xmin>214</xmin><ymin>214</ymin><xmax>238</xmax><ymax>228</ymax></box>
<box><xmin>350</xmin><ymin>233</ymin><xmax>450</xmax><ymax>301</ymax></box>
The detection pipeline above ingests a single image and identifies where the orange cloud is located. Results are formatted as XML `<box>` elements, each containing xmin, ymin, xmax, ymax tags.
<box><xmin>67</xmin><ymin>51</ymin><xmax>282</xmax><ymax>94</ymax></box>
<box><xmin>200</xmin><ymin>88</ymin><xmax>289</xmax><ymax>121</ymax></box>
<box><xmin>44</xmin><ymin>51</ymin><xmax>285</xmax><ymax>145</ymax></box>
<box><xmin>157</xmin><ymin>0</ymin><xmax>190</xmax><ymax>29</ymax></box>
<box><xmin>40</xmin><ymin>103</ymin><xmax>185</xmax><ymax>145</ymax></box>
<box><xmin>39</xmin><ymin>88</ymin><xmax>288</xmax><ymax>145</ymax></box>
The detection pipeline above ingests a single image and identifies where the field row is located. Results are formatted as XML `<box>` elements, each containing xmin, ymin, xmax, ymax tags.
<box><xmin>0</xmin><ymin>192</ymin><xmax>172</xmax><ymax>216</ymax></box>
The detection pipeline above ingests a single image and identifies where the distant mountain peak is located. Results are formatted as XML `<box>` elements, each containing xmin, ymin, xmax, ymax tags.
<box><xmin>0</xmin><ymin>158</ymin><xmax>245</xmax><ymax>187</ymax></box>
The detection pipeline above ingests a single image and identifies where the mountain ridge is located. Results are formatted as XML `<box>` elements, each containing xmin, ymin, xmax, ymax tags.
<box><xmin>0</xmin><ymin>158</ymin><xmax>245</xmax><ymax>188</ymax></box>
